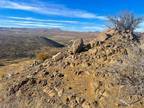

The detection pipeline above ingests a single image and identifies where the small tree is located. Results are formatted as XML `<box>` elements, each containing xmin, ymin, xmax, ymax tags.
<box><xmin>108</xmin><ymin>12</ymin><xmax>143</xmax><ymax>34</ymax></box>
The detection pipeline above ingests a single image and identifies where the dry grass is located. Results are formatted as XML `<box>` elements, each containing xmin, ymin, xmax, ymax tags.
<box><xmin>36</xmin><ymin>47</ymin><xmax>64</xmax><ymax>61</ymax></box>
<box><xmin>0</xmin><ymin>59</ymin><xmax>33</xmax><ymax>79</ymax></box>
<box><xmin>36</xmin><ymin>52</ymin><xmax>48</xmax><ymax>61</ymax></box>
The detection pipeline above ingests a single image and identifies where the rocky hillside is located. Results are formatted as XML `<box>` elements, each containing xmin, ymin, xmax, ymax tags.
<box><xmin>0</xmin><ymin>30</ymin><xmax>144</xmax><ymax>108</ymax></box>
<box><xmin>0</xmin><ymin>35</ymin><xmax>64</xmax><ymax>59</ymax></box>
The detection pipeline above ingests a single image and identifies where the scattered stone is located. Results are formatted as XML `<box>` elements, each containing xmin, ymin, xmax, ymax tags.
<box><xmin>41</xmin><ymin>79</ymin><xmax>47</xmax><ymax>86</ymax></box>
<box><xmin>82</xmin><ymin>101</ymin><xmax>91</xmax><ymax>108</ymax></box>
<box><xmin>43</xmin><ymin>87</ymin><xmax>56</xmax><ymax>97</ymax></box>
<box><xmin>8</xmin><ymin>78</ymin><xmax>30</xmax><ymax>95</ymax></box>
<box><xmin>52</xmin><ymin>52</ymin><xmax>64</xmax><ymax>61</ymax></box>
<box><xmin>57</xmin><ymin>89</ymin><xmax>64</xmax><ymax>97</ymax></box>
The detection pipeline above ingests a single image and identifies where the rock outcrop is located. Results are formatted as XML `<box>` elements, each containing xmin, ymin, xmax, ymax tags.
<box><xmin>69</xmin><ymin>38</ymin><xmax>84</xmax><ymax>54</ymax></box>
<box><xmin>0</xmin><ymin>30</ymin><xmax>144</xmax><ymax>108</ymax></box>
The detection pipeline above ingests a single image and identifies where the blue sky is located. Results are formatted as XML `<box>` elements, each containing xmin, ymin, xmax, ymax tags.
<box><xmin>0</xmin><ymin>0</ymin><xmax>144</xmax><ymax>31</ymax></box>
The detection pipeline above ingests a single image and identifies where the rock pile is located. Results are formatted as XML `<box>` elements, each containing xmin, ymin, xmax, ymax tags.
<box><xmin>0</xmin><ymin>30</ymin><xmax>144</xmax><ymax>108</ymax></box>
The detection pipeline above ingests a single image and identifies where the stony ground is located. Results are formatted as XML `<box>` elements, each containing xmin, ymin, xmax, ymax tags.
<box><xmin>0</xmin><ymin>30</ymin><xmax>144</xmax><ymax>108</ymax></box>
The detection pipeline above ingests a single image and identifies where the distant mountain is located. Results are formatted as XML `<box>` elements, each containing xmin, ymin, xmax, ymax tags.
<box><xmin>0</xmin><ymin>28</ymin><xmax>99</xmax><ymax>38</ymax></box>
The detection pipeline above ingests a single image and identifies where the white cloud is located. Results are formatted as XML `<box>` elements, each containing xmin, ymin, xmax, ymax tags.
<box><xmin>16</xmin><ymin>23</ymin><xmax>64</xmax><ymax>28</ymax></box>
<box><xmin>0</xmin><ymin>0</ymin><xmax>36</xmax><ymax>10</ymax></box>
<box><xmin>0</xmin><ymin>18</ymin><xmax>64</xmax><ymax>28</ymax></box>
<box><xmin>8</xmin><ymin>16</ymin><xmax>79</xmax><ymax>24</ymax></box>
<box><xmin>0</xmin><ymin>0</ymin><xmax>107</xmax><ymax>20</ymax></box>
<box><xmin>0</xmin><ymin>18</ymin><xmax>107</xmax><ymax>31</ymax></box>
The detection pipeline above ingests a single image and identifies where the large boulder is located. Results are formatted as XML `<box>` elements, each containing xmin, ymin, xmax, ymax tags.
<box><xmin>70</xmin><ymin>38</ymin><xmax>84</xmax><ymax>54</ymax></box>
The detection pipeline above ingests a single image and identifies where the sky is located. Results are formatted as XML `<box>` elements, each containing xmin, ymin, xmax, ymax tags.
<box><xmin>0</xmin><ymin>0</ymin><xmax>144</xmax><ymax>31</ymax></box>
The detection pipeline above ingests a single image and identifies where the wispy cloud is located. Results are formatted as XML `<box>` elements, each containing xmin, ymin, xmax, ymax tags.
<box><xmin>0</xmin><ymin>0</ymin><xmax>37</xmax><ymax>10</ymax></box>
<box><xmin>0</xmin><ymin>0</ymin><xmax>107</xmax><ymax>20</ymax></box>
<box><xmin>8</xmin><ymin>16</ymin><xmax>79</xmax><ymax>24</ymax></box>
<box><xmin>0</xmin><ymin>17</ymin><xmax>107</xmax><ymax>31</ymax></box>
<box><xmin>0</xmin><ymin>18</ymin><xmax>64</xmax><ymax>28</ymax></box>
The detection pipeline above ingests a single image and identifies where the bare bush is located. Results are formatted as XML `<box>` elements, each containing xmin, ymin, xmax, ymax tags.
<box><xmin>36</xmin><ymin>52</ymin><xmax>48</xmax><ymax>61</ymax></box>
<box><xmin>36</xmin><ymin>47</ymin><xmax>63</xmax><ymax>61</ymax></box>
<box><xmin>108</xmin><ymin>12</ymin><xmax>143</xmax><ymax>33</ymax></box>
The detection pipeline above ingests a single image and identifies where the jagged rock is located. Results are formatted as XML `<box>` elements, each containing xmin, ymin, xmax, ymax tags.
<box><xmin>70</xmin><ymin>38</ymin><xmax>84</xmax><ymax>54</ymax></box>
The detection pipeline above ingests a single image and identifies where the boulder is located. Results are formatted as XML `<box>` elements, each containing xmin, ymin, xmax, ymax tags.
<box><xmin>71</xmin><ymin>38</ymin><xmax>84</xmax><ymax>54</ymax></box>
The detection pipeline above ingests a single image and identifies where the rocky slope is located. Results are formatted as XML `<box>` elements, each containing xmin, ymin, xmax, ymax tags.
<box><xmin>0</xmin><ymin>30</ymin><xmax>144</xmax><ymax>108</ymax></box>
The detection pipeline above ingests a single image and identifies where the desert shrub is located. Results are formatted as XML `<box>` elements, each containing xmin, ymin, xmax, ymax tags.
<box><xmin>36</xmin><ymin>47</ymin><xmax>64</xmax><ymax>61</ymax></box>
<box><xmin>36</xmin><ymin>52</ymin><xmax>48</xmax><ymax>61</ymax></box>
<box><xmin>108</xmin><ymin>12</ymin><xmax>143</xmax><ymax>33</ymax></box>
